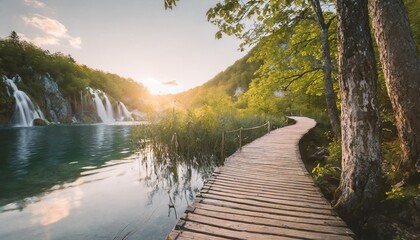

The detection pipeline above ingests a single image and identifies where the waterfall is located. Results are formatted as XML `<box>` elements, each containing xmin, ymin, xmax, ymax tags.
<box><xmin>117</xmin><ymin>102</ymin><xmax>133</xmax><ymax>121</ymax></box>
<box><xmin>87</xmin><ymin>87</ymin><xmax>114</xmax><ymax>122</ymax></box>
<box><xmin>85</xmin><ymin>87</ymin><xmax>137</xmax><ymax>123</ymax></box>
<box><xmin>3</xmin><ymin>77</ymin><xmax>46</xmax><ymax>127</ymax></box>
<box><xmin>103</xmin><ymin>94</ymin><xmax>114</xmax><ymax>120</ymax></box>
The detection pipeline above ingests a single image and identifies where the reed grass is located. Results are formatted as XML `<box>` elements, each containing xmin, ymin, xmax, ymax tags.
<box><xmin>131</xmin><ymin>108</ymin><xmax>286</xmax><ymax>165</ymax></box>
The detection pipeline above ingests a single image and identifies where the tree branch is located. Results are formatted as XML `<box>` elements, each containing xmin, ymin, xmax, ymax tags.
<box><xmin>283</xmin><ymin>68</ymin><xmax>322</xmax><ymax>90</ymax></box>
<box><xmin>326</xmin><ymin>16</ymin><xmax>337</xmax><ymax>28</ymax></box>
<box><xmin>292</xmin><ymin>37</ymin><xmax>318</xmax><ymax>48</ymax></box>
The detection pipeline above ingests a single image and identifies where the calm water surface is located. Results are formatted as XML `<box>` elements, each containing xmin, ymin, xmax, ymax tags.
<box><xmin>0</xmin><ymin>124</ymin><xmax>214</xmax><ymax>239</ymax></box>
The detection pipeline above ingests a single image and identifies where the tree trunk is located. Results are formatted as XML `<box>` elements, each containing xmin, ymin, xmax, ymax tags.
<box><xmin>311</xmin><ymin>0</ymin><xmax>341</xmax><ymax>139</ymax></box>
<box><xmin>369</xmin><ymin>0</ymin><xmax>420</xmax><ymax>182</ymax></box>
<box><xmin>335</xmin><ymin>0</ymin><xmax>383</xmax><ymax>230</ymax></box>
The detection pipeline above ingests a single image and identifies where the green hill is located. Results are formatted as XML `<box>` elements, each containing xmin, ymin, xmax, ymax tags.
<box><xmin>0</xmin><ymin>31</ymin><xmax>150</xmax><ymax>126</ymax></box>
<box><xmin>164</xmin><ymin>50</ymin><xmax>262</xmax><ymax>110</ymax></box>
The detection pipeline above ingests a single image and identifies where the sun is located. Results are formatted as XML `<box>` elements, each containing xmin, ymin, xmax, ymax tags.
<box><xmin>140</xmin><ymin>77</ymin><xmax>182</xmax><ymax>95</ymax></box>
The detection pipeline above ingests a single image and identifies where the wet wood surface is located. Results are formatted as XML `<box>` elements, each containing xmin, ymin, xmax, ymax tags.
<box><xmin>167</xmin><ymin>117</ymin><xmax>354</xmax><ymax>240</ymax></box>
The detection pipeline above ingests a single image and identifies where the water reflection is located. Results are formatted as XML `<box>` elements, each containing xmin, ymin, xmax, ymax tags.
<box><xmin>0</xmin><ymin>125</ymin><xmax>134</xmax><ymax>207</ymax></box>
<box><xmin>12</xmin><ymin>128</ymin><xmax>39</xmax><ymax>177</ymax></box>
<box><xmin>30</xmin><ymin>186</ymin><xmax>83</xmax><ymax>226</ymax></box>
<box><xmin>138</xmin><ymin>146</ymin><xmax>215</xmax><ymax>209</ymax></box>
<box><xmin>0</xmin><ymin>124</ymin><xmax>219</xmax><ymax>240</ymax></box>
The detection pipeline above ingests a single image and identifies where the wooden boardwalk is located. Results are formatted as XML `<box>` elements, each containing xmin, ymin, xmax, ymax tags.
<box><xmin>167</xmin><ymin>117</ymin><xmax>354</xmax><ymax>240</ymax></box>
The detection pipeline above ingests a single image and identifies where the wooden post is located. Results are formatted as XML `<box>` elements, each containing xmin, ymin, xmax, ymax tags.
<box><xmin>268</xmin><ymin>121</ymin><xmax>271</xmax><ymax>134</ymax></box>
<box><xmin>221</xmin><ymin>131</ymin><xmax>226</xmax><ymax>161</ymax></box>
<box><xmin>239</xmin><ymin>128</ymin><xmax>243</xmax><ymax>150</ymax></box>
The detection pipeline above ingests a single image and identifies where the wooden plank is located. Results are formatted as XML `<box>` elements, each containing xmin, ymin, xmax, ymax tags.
<box><xmin>193</xmin><ymin>202</ymin><xmax>347</xmax><ymax>227</ymax></box>
<box><xmin>182</xmin><ymin>221</ymin><xmax>297</xmax><ymax>240</ymax></box>
<box><xmin>220</xmin><ymin>169</ymin><xmax>306</xmax><ymax>177</ymax></box>
<box><xmin>198</xmin><ymin>193</ymin><xmax>335</xmax><ymax>216</ymax></box>
<box><xmin>192</xmin><ymin>208</ymin><xmax>353</xmax><ymax>236</ymax></box>
<box><xmin>201</xmin><ymin>184</ymin><xmax>326</xmax><ymax>204</ymax></box>
<box><xmin>183</xmin><ymin>213</ymin><xmax>353</xmax><ymax>240</ymax></box>
<box><xmin>205</xmin><ymin>181</ymin><xmax>322</xmax><ymax>200</ymax></box>
<box><xmin>208</xmin><ymin>172</ymin><xmax>316</xmax><ymax>188</ymax></box>
<box><xmin>198</xmin><ymin>198</ymin><xmax>339</xmax><ymax>221</ymax></box>
<box><xmin>168</xmin><ymin>230</ymin><xmax>231</xmax><ymax>240</ymax></box>
<box><xmin>211</xmin><ymin>172</ymin><xmax>315</xmax><ymax>186</ymax></box>
<box><xmin>211</xmin><ymin>174</ymin><xmax>317</xmax><ymax>190</ymax></box>
<box><xmin>220</xmin><ymin>167</ymin><xmax>309</xmax><ymax>177</ymax></box>
<box><xmin>210</xmin><ymin>173</ymin><xmax>314</xmax><ymax>186</ymax></box>
<box><xmin>167</xmin><ymin>117</ymin><xmax>354</xmax><ymax>240</ymax></box>
<box><xmin>206</xmin><ymin>179</ymin><xmax>323</xmax><ymax>199</ymax></box>
<box><xmin>167</xmin><ymin>230</ymin><xmax>180</xmax><ymax>240</ymax></box>
<box><xmin>202</xmin><ymin>188</ymin><xmax>333</xmax><ymax>210</ymax></box>
<box><xmin>223</xmin><ymin>161</ymin><xmax>301</xmax><ymax>168</ymax></box>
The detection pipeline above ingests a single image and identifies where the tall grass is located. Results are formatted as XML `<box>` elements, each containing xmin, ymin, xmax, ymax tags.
<box><xmin>131</xmin><ymin>108</ymin><xmax>286</xmax><ymax>166</ymax></box>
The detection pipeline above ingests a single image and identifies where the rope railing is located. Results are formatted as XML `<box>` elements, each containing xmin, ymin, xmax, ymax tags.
<box><xmin>221</xmin><ymin>121</ymin><xmax>271</xmax><ymax>161</ymax></box>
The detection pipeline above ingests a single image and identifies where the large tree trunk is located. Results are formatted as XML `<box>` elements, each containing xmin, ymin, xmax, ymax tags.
<box><xmin>310</xmin><ymin>0</ymin><xmax>341</xmax><ymax>139</ymax></box>
<box><xmin>335</xmin><ymin>0</ymin><xmax>383</xmax><ymax>230</ymax></box>
<box><xmin>369</xmin><ymin>0</ymin><xmax>420</xmax><ymax>182</ymax></box>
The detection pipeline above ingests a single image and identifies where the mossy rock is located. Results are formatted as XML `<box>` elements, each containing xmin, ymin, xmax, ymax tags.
<box><xmin>33</xmin><ymin>118</ymin><xmax>49</xmax><ymax>126</ymax></box>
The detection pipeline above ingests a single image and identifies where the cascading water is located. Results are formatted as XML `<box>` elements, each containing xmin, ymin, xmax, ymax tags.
<box><xmin>117</xmin><ymin>102</ymin><xmax>133</xmax><ymax>121</ymax></box>
<box><xmin>86</xmin><ymin>87</ymin><xmax>137</xmax><ymax>123</ymax></box>
<box><xmin>3</xmin><ymin>77</ymin><xmax>46</xmax><ymax>127</ymax></box>
<box><xmin>103</xmin><ymin>94</ymin><xmax>114</xmax><ymax>120</ymax></box>
<box><xmin>87</xmin><ymin>87</ymin><xmax>114</xmax><ymax>122</ymax></box>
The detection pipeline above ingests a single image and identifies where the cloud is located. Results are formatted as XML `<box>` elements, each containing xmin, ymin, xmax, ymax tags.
<box><xmin>68</xmin><ymin>37</ymin><xmax>82</xmax><ymax>49</ymax></box>
<box><xmin>23</xmin><ymin>15</ymin><xmax>67</xmax><ymax>38</ymax></box>
<box><xmin>162</xmin><ymin>80</ymin><xmax>178</xmax><ymax>86</ymax></box>
<box><xmin>22</xmin><ymin>14</ymin><xmax>82</xmax><ymax>49</ymax></box>
<box><xmin>24</xmin><ymin>0</ymin><xmax>46</xmax><ymax>8</ymax></box>
<box><xmin>19</xmin><ymin>32</ymin><xmax>59</xmax><ymax>46</ymax></box>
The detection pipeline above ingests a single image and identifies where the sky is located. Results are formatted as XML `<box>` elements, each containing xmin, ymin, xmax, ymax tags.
<box><xmin>0</xmin><ymin>0</ymin><xmax>247</xmax><ymax>94</ymax></box>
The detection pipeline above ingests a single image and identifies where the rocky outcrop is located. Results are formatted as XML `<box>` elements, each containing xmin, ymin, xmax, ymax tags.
<box><xmin>0</xmin><ymin>80</ymin><xmax>15</xmax><ymax>127</ymax></box>
<box><xmin>33</xmin><ymin>118</ymin><xmax>49</xmax><ymax>126</ymax></box>
<box><xmin>42</xmin><ymin>75</ymin><xmax>71</xmax><ymax>123</ymax></box>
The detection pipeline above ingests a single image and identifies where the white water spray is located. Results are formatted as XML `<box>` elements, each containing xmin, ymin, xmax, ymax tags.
<box><xmin>103</xmin><ymin>94</ymin><xmax>114</xmax><ymax>120</ymax></box>
<box><xmin>117</xmin><ymin>102</ymin><xmax>133</xmax><ymax>121</ymax></box>
<box><xmin>3</xmin><ymin>77</ymin><xmax>46</xmax><ymax>127</ymax></box>
<box><xmin>86</xmin><ymin>87</ymin><xmax>138</xmax><ymax>123</ymax></box>
<box><xmin>87</xmin><ymin>87</ymin><xmax>114</xmax><ymax>122</ymax></box>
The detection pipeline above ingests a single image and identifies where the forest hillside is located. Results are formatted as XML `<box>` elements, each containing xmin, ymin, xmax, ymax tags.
<box><xmin>0</xmin><ymin>32</ymin><xmax>150</xmax><ymax>126</ymax></box>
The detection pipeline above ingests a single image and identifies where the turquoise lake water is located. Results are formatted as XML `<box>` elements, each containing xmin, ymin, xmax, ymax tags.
<box><xmin>0</xmin><ymin>124</ymin><xmax>214</xmax><ymax>239</ymax></box>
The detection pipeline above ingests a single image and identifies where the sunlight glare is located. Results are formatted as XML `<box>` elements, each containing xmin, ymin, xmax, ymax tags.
<box><xmin>141</xmin><ymin>76</ymin><xmax>182</xmax><ymax>95</ymax></box>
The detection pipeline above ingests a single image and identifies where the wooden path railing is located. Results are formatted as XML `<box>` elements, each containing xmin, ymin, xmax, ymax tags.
<box><xmin>167</xmin><ymin>116</ymin><xmax>355</xmax><ymax>240</ymax></box>
<box><xmin>221</xmin><ymin>121</ymin><xmax>270</xmax><ymax>161</ymax></box>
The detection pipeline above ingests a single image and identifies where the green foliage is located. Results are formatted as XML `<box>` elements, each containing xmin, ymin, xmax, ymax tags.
<box><xmin>311</xmin><ymin>163</ymin><xmax>340</xmax><ymax>199</ymax></box>
<box><xmin>0</xmin><ymin>82</ymin><xmax>15</xmax><ymax>123</ymax></box>
<box><xmin>405</xmin><ymin>0</ymin><xmax>420</xmax><ymax>52</ymax></box>
<box><xmin>312</xmin><ymin>163</ymin><xmax>339</xmax><ymax>183</ymax></box>
<box><xmin>0</xmin><ymin>31</ymin><xmax>150</xmax><ymax>117</ymax></box>
<box><xmin>203</xmin><ymin>54</ymin><xmax>261</xmax><ymax>95</ymax></box>
<box><xmin>382</xmin><ymin>140</ymin><xmax>403</xmax><ymax>184</ymax></box>
<box><xmin>385</xmin><ymin>184</ymin><xmax>420</xmax><ymax>201</ymax></box>
<box><xmin>327</xmin><ymin>139</ymin><xmax>342</xmax><ymax>167</ymax></box>
<box><xmin>173</xmin><ymin>51</ymin><xmax>262</xmax><ymax>110</ymax></box>
<box><xmin>164</xmin><ymin>0</ymin><xmax>178</xmax><ymax>10</ymax></box>
<box><xmin>204</xmin><ymin>0</ymin><xmax>339</xmax><ymax>123</ymax></box>
<box><xmin>132</xmin><ymin>90</ymin><xmax>286</xmax><ymax>162</ymax></box>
